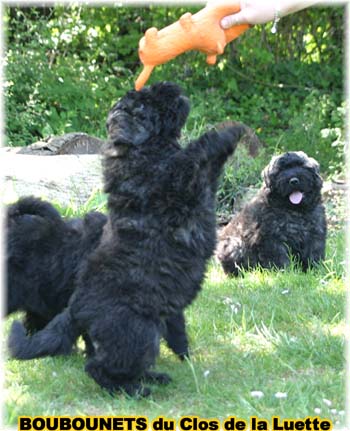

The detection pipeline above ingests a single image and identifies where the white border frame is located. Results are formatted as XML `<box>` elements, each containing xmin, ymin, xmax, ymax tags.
<box><xmin>0</xmin><ymin>1</ymin><xmax>349</xmax><ymax>430</ymax></box>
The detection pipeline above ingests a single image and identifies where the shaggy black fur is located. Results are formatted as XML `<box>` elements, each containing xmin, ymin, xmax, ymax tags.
<box><xmin>216</xmin><ymin>151</ymin><xmax>327</xmax><ymax>275</ymax></box>
<box><xmin>6</xmin><ymin>196</ymin><xmax>106</xmax><ymax>337</ymax></box>
<box><xmin>6</xmin><ymin>196</ymin><xmax>189</xmax><ymax>360</ymax></box>
<box><xmin>9</xmin><ymin>82</ymin><xmax>245</xmax><ymax>396</ymax></box>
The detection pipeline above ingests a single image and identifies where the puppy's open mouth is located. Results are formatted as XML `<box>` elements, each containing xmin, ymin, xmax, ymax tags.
<box><xmin>289</xmin><ymin>191</ymin><xmax>303</xmax><ymax>205</ymax></box>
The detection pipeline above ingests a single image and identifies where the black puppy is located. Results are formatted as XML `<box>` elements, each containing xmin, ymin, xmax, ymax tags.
<box><xmin>9</xmin><ymin>82</ymin><xmax>245</xmax><ymax>396</ymax></box>
<box><xmin>217</xmin><ymin>151</ymin><xmax>327</xmax><ymax>275</ymax></box>
<box><xmin>6</xmin><ymin>197</ymin><xmax>106</xmax><ymax>339</ymax></box>
<box><xmin>6</xmin><ymin>196</ymin><xmax>188</xmax><ymax>359</ymax></box>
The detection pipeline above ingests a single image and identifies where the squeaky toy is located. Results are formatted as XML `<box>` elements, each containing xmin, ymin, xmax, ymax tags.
<box><xmin>135</xmin><ymin>1</ymin><xmax>250</xmax><ymax>90</ymax></box>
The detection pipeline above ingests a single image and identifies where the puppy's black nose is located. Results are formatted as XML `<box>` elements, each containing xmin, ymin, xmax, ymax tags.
<box><xmin>289</xmin><ymin>177</ymin><xmax>299</xmax><ymax>186</ymax></box>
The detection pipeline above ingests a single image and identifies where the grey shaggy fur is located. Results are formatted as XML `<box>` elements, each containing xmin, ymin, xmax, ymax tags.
<box><xmin>217</xmin><ymin>151</ymin><xmax>327</xmax><ymax>275</ymax></box>
<box><xmin>9</xmin><ymin>82</ymin><xmax>245</xmax><ymax>396</ymax></box>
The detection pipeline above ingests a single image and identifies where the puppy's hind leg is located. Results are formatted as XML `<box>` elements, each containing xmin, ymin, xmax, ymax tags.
<box><xmin>85</xmin><ymin>357</ymin><xmax>151</xmax><ymax>397</ymax></box>
<box><xmin>23</xmin><ymin>312</ymin><xmax>49</xmax><ymax>334</ymax></box>
<box><xmin>84</xmin><ymin>306</ymin><xmax>162</xmax><ymax>397</ymax></box>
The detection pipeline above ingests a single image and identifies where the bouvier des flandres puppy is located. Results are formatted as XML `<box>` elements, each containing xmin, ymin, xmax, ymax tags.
<box><xmin>6</xmin><ymin>196</ymin><xmax>189</xmax><ymax>360</ymax></box>
<box><xmin>9</xmin><ymin>82</ymin><xmax>245</xmax><ymax>396</ymax></box>
<box><xmin>6</xmin><ymin>196</ymin><xmax>106</xmax><ymax>338</ymax></box>
<box><xmin>216</xmin><ymin>151</ymin><xmax>327</xmax><ymax>275</ymax></box>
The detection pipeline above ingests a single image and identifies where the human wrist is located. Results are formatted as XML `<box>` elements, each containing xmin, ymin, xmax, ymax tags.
<box><xmin>278</xmin><ymin>0</ymin><xmax>318</xmax><ymax>19</ymax></box>
<box><xmin>270</xmin><ymin>0</ymin><xmax>318</xmax><ymax>33</ymax></box>
<box><xmin>271</xmin><ymin>1</ymin><xmax>281</xmax><ymax>33</ymax></box>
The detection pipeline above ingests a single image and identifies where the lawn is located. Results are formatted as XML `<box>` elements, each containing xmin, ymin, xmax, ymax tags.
<box><xmin>4</xmin><ymin>220</ymin><xmax>346</xmax><ymax>427</ymax></box>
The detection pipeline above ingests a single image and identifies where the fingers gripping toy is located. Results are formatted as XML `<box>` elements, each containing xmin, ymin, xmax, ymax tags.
<box><xmin>135</xmin><ymin>1</ymin><xmax>250</xmax><ymax>90</ymax></box>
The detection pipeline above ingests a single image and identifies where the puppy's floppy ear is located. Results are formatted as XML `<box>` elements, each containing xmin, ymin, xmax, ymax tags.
<box><xmin>151</xmin><ymin>81</ymin><xmax>183</xmax><ymax>104</ymax></box>
<box><xmin>305</xmin><ymin>155</ymin><xmax>320</xmax><ymax>174</ymax></box>
<box><xmin>158</xmin><ymin>94</ymin><xmax>190</xmax><ymax>138</ymax></box>
<box><xmin>171</xmin><ymin>95</ymin><xmax>190</xmax><ymax>134</ymax></box>
<box><xmin>149</xmin><ymin>82</ymin><xmax>190</xmax><ymax>137</ymax></box>
<box><xmin>262</xmin><ymin>154</ymin><xmax>279</xmax><ymax>188</ymax></box>
<box><xmin>305</xmin><ymin>154</ymin><xmax>323</xmax><ymax>189</ymax></box>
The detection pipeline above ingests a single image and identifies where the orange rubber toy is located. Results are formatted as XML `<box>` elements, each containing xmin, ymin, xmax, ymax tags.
<box><xmin>135</xmin><ymin>1</ymin><xmax>250</xmax><ymax>91</ymax></box>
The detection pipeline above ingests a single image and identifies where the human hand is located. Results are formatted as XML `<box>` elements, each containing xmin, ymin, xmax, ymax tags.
<box><xmin>218</xmin><ymin>0</ymin><xmax>277</xmax><ymax>27</ymax></box>
<box><xmin>207</xmin><ymin>0</ymin><xmax>317</xmax><ymax>29</ymax></box>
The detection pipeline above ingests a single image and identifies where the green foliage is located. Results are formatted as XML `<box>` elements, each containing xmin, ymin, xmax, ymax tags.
<box><xmin>3</xmin><ymin>4</ymin><xmax>345</xmax><ymax>204</ymax></box>
<box><xmin>53</xmin><ymin>190</ymin><xmax>108</xmax><ymax>218</ymax></box>
<box><xmin>4</xmin><ymin>6</ymin><xmax>202</xmax><ymax>146</ymax></box>
<box><xmin>278</xmin><ymin>91</ymin><xmax>345</xmax><ymax>177</ymax></box>
<box><xmin>217</xmin><ymin>146</ymin><xmax>267</xmax><ymax>214</ymax></box>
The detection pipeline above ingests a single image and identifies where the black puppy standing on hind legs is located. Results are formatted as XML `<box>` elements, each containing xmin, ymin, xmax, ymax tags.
<box><xmin>9</xmin><ymin>82</ymin><xmax>246</xmax><ymax>396</ymax></box>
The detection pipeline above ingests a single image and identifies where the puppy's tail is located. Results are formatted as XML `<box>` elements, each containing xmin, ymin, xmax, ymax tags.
<box><xmin>8</xmin><ymin>309</ymin><xmax>79</xmax><ymax>360</ymax></box>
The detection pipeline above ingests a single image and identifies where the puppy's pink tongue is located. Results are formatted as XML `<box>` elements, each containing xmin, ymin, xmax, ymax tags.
<box><xmin>289</xmin><ymin>191</ymin><xmax>303</xmax><ymax>205</ymax></box>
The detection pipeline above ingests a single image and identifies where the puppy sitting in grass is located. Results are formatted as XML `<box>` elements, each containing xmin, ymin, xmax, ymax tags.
<box><xmin>217</xmin><ymin>151</ymin><xmax>327</xmax><ymax>275</ymax></box>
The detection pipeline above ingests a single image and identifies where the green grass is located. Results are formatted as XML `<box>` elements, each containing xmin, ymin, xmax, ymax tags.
<box><xmin>4</xmin><ymin>224</ymin><xmax>346</xmax><ymax>426</ymax></box>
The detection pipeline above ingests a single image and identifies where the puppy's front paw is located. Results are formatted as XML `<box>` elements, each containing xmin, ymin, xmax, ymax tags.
<box><xmin>143</xmin><ymin>371</ymin><xmax>172</xmax><ymax>385</ymax></box>
<box><xmin>218</xmin><ymin>125</ymin><xmax>246</xmax><ymax>154</ymax></box>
